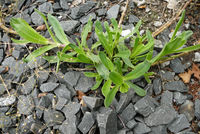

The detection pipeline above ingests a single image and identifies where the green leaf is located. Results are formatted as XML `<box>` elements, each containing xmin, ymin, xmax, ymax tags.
<box><xmin>115</xmin><ymin>50</ymin><xmax>131</xmax><ymax>58</ymax></box>
<box><xmin>104</xmin><ymin>85</ymin><xmax>119</xmax><ymax>107</ymax></box>
<box><xmin>77</xmin><ymin>54</ymin><xmax>92</xmax><ymax>64</ymax></box>
<box><xmin>10</xmin><ymin>18</ymin><xmax>49</xmax><ymax>45</ymax></box>
<box><xmin>114</xmin><ymin>58</ymin><xmax>123</xmax><ymax>75</ymax></box>
<box><xmin>47</xmin><ymin>14</ymin><xmax>70</xmax><ymax>45</ymax></box>
<box><xmin>43</xmin><ymin>55</ymin><xmax>58</xmax><ymax>63</ymax></box>
<box><xmin>102</xmin><ymin>79</ymin><xmax>112</xmax><ymax>97</ymax></box>
<box><xmin>58</xmin><ymin>53</ymin><xmax>79</xmax><ymax>63</ymax></box>
<box><xmin>104</xmin><ymin>21</ymin><xmax>113</xmax><ymax>44</ymax></box>
<box><xmin>69</xmin><ymin>43</ymin><xmax>84</xmax><ymax>54</ymax></box>
<box><xmin>87</xmin><ymin>52</ymin><xmax>100</xmax><ymax>63</ymax></box>
<box><xmin>95</xmin><ymin>63</ymin><xmax>110</xmax><ymax>80</ymax></box>
<box><xmin>111</xmin><ymin>18</ymin><xmax>118</xmax><ymax>30</ymax></box>
<box><xmin>126</xmin><ymin>81</ymin><xmax>146</xmax><ymax>96</ymax></box>
<box><xmin>173</xmin><ymin>43</ymin><xmax>200</xmax><ymax>53</ymax></box>
<box><xmin>120</xmin><ymin>82</ymin><xmax>129</xmax><ymax>93</ymax></box>
<box><xmin>122</xmin><ymin>57</ymin><xmax>134</xmax><ymax>68</ymax></box>
<box><xmin>91</xmin><ymin>41</ymin><xmax>101</xmax><ymax>50</ymax></box>
<box><xmin>99</xmin><ymin>52</ymin><xmax>114</xmax><ymax>71</ymax></box>
<box><xmin>24</xmin><ymin>44</ymin><xmax>57</xmax><ymax>62</ymax></box>
<box><xmin>81</xmin><ymin>18</ymin><xmax>93</xmax><ymax>47</ymax></box>
<box><xmin>11</xmin><ymin>38</ymin><xmax>30</xmax><ymax>44</ymax></box>
<box><xmin>124</xmin><ymin>60</ymin><xmax>151</xmax><ymax>81</ymax></box>
<box><xmin>109</xmin><ymin>71</ymin><xmax>123</xmax><ymax>85</ymax></box>
<box><xmin>91</xmin><ymin>76</ymin><xmax>103</xmax><ymax>90</ymax></box>
<box><xmin>84</xmin><ymin>72</ymin><xmax>99</xmax><ymax>77</ymax></box>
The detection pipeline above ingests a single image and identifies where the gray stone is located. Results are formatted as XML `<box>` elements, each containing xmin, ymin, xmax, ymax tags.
<box><xmin>194</xmin><ymin>99</ymin><xmax>200</xmax><ymax>120</ymax></box>
<box><xmin>53</xmin><ymin>2</ymin><xmax>62</xmax><ymax>11</ymax></box>
<box><xmin>134</xmin><ymin>96</ymin><xmax>156</xmax><ymax>117</ymax></box>
<box><xmin>0</xmin><ymin>113</ymin><xmax>12</xmax><ymax>128</ymax></box>
<box><xmin>168</xmin><ymin>114</ymin><xmax>190</xmax><ymax>133</ymax></box>
<box><xmin>117</xmin><ymin>129</ymin><xmax>128</xmax><ymax>134</ymax></box>
<box><xmin>60</xmin><ymin>0</ymin><xmax>69</xmax><ymax>10</ymax></box>
<box><xmin>164</xmin><ymin>80</ymin><xmax>188</xmax><ymax>92</ymax></box>
<box><xmin>40</xmin><ymin>82</ymin><xmax>59</xmax><ymax>92</ymax></box>
<box><xmin>0</xmin><ymin>49</ymin><xmax>4</xmax><ymax>63</ymax></box>
<box><xmin>82</xmin><ymin>96</ymin><xmax>103</xmax><ymax>110</ymax></box>
<box><xmin>2</xmin><ymin>34</ymin><xmax>10</xmax><ymax>43</ymax></box>
<box><xmin>159</xmin><ymin>71</ymin><xmax>175</xmax><ymax>81</ymax></box>
<box><xmin>179</xmin><ymin>100</ymin><xmax>194</xmax><ymax>122</ymax></box>
<box><xmin>54</xmin><ymin>84</ymin><xmax>71</xmax><ymax>100</ymax></box>
<box><xmin>55</xmin><ymin>97</ymin><xmax>68</xmax><ymax>110</ymax></box>
<box><xmin>75</xmin><ymin>73</ymin><xmax>95</xmax><ymax>93</ymax></box>
<box><xmin>149</xmin><ymin>125</ymin><xmax>167</xmax><ymax>134</ymax></box>
<box><xmin>37</xmin><ymin>71</ymin><xmax>49</xmax><ymax>85</ymax></box>
<box><xmin>80</xmin><ymin>12</ymin><xmax>96</xmax><ymax>24</ymax></box>
<box><xmin>62</xmin><ymin>102</ymin><xmax>81</xmax><ymax>118</ymax></box>
<box><xmin>60</xmin><ymin>20</ymin><xmax>80</xmax><ymax>34</ymax></box>
<box><xmin>107</xmin><ymin>4</ymin><xmax>120</xmax><ymax>19</ymax></box>
<box><xmin>96</xmin><ymin>8</ymin><xmax>106</xmax><ymax>16</ymax></box>
<box><xmin>0</xmin><ymin>84</ymin><xmax>6</xmax><ymax>95</ymax></box>
<box><xmin>120</xmin><ymin>103</ymin><xmax>136</xmax><ymax>124</ymax></box>
<box><xmin>38</xmin><ymin>96</ymin><xmax>51</xmax><ymax>110</ymax></box>
<box><xmin>133</xmin><ymin>122</ymin><xmax>151</xmax><ymax>134</ymax></box>
<box><xmin>173</xmin><ymin>92</ymin><xmax>187</xmax><ymax>105</ymax></box>
<box><xmin>17</xmin><ymin>95</ymin><xmax>34</xmax><ymax>115</ymax></box>
<box><xmin>31</xmin><ymin>11</ymin><xmax>44</xmax><ymax>25</ymax></box>
<box><xmin>59</xmin><ymin>115</ymin><xmax>79</xmax><ymax>134</ymax></box>
<box><xmin>12</xmin><ymin>50</ymin><xmax>24</xmax><ymax>60</ymax></box>
<box><xmin>27</xmin><ymin>56</ymin><xmax>46</xmax><ymax>69</ymax></box>
<box><xmin>126</xmin><ymin>119</ymin><xmax>137</xmax><ymax>129</ymax></box>
<box><xmin>21</xmin><ymin>75</ymin><xmax>36</xmax><ymax>94</ymax></box>
<box><xmin>0</xmin><ymin>95</ymin><xmax>16</xmax><ymax>106</ymax></box>
<box><xmin>170</xmin><ymin>58</ymin><xmax>185</xmax><ymax>73</ymax></box>
<box><xmin>43</xmin><ymin>109</ymin><xmax>65</xmax><ymax>126</ymax></box>
<box><xmin>70</xmin><ymin>1</ymin><xmax>96</xmax><ymax>19</ymax></box>
<box><xmin>153</xmin><ymin>78</ymin><xmax>162</xmax><ymax>95</ymax></box>
<box><xmin>64</xmin><ymin>71</ymin><xmax>81</xmax><ymax>88</ymax></box>
<box><xmin>78</xmin><ymin>112</ymin><xmax>95</xmax><ymax>134</ymax></box>
<box><xmin>128</xmin><ymin>15</ymin><xmax>140</xmax><ymax>23</ymax></box>
<box><xmin>145</xmin><ymin>105</ymin><xmax>177</xmax><ymax>126</ymax></box>
<box><xmin>161</xmin><ymin>90</ymin><xmax>173</xmax><ymax>106</ymax></box>
<box><xmin>14</xmin><ymin>12</ymin><xmax>31</xmax><ymax>24</ymax></box>
<box><xmin>154</xmin><ymin>21</ymin><xmax>162</xmax><ymax>27</ymax></box>
<box><xmin>97</xmin><ymin>108</ymin><xmax>117</xmax><ymax>134</ymax></box>
<box><xmin>38</xmin><ymin>2</ymin><xmax>53</xmax><ymax>13</ymax></box>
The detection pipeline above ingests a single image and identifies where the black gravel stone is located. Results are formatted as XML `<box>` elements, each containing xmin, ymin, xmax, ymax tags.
<box><xmin>0</xmin><ymin>95</ymin><xmax>16</xmax><ymax>106</ymax></box>
<box><xmin>2</xmin><ymin>33</ymin><xmax>10</xmax><ymax>43</ymax></box>
<box><xmin>145</xmin><ymin>105</ymin><xmax>177</xmax><ymax>126</ymax></box>
<box><xmin>38</xmin><ymin>96</ymin><xmax>51</xmax><ymax>110</ymax></box>
<box><xmin>64</xmin><ymin>71</ymin><xmax>81</xmax><ymax>88</ymax></box>
<box><xmin>161</xmin><ymin>90</ymin><xmax>173</xmax><ymax>106</ymax></box>
<box><xmin>21</xmin><ymin>75</ymin><xmax>36</xmax><ymax>94</ymax></box>
<box><xmin>194</xmin><ymin>99</ymin><xmax>200</xmax><ymax>120</ymax></box>
<box><xmin>106</xmin><ymin>4</ymin><xmax>120</xmax><ymax>19</ymax></box>
<box><xmin>0</xmin><ymin>49</ymin><xmax>4</xmax><ymax>63</ymax></box>
<box><xmin>12</xmin><ymin>49</ymin><xmax>25</xmax><ymax>60</ymax></box>
<box><xmin>78</xmin><ymin>112</ymin><xmax>95</xmax><ymax>133</ymax></box>
<box><xmin>0</xmin><ymin>84</ymin><xmax>7</xmax><ymax>95</ymax></box>
<box><xmin>170</xmin><ymin>58</ymin><xmax>185</xmax><ymax>73</ymax></box>
<box><xmin>82</xmin><ymin>96</ymin><xmax>103</xmax><ymax>110</ymax></box>
<box><xmin>134</xmin><ymin>96</ymin><xmax>156</xmax><ymax>117</ymax></box>
<box><xmin>37</xmin><ymin>71</ymin><xmax>49</xmax><ymax>85</ymax></box>
<box><xmin>164</xmin><ymin>80</ymin><xmax>188</xmax><ymax>92</ymax></box>
<box><xmin>38</xmin><ymin>2</ymin><xmax>53</xmax><ymax>14</ymax></box>
<box><xmin>54</xmin><ymin>84</ymin><xmax>71</xmax><ymax>100</ymax></box>
<box><xmin>149</xmin><ymin>125</ymin><xmax>167</xmax><ymax>134</ymax></box>
<box><xmin>31</xmin><ymin>11</ymin><xmax>44</xmax><ymax>25</ymax></box>
<box><xmin>14</xmin><ymin>12</ymin><xmax>31</xmax><ymax>24</ymax></box>
<box><xmin>53</xmin><ymin>2</ymin><xmax>62</xmax><ymax>11</ymax></box>
<box><xmin>179</xmin><ymin>100</ymin><xmax>194</xmax><ymax>122</ymax></box>
<box><xmin>80</xmin><ymin>12</ymin><xmax>96</xmax><ymax>24</ymax></box>
<box><xmin>168</xmin><ymin>114</ymin><xmax>190</xmax><ymax>133</ymax></box>
<box><xmin>133</xmin><ymin>122</ymin><xmax>151</xmax><ymax>134</ymax></box>
<box><xmin>17</xmin><ymin>95</ymin><xmax>34</xmax><ymax>115</ymax></box>
<box><xmin>120</xmin><ymin>103</ymin><xmax>136</xmax><ymax>124</ymax></box>
<box><xmin>70</xmin><ymin>1</ymin><xmax>96</xmax><ymax>19</ymax></box>
<box><xmin>0</xmin><ymin>113</ymin><xmax>12</xmax><ymax>128</ymax></box>
<box><xmin>96</xmin><ymin>8</ymin><xmax>106</xmax><ymax>16</ymax></box>
<box><xmin>40</xmin><ymin>82</ymin><xmax>59</xmax><ymax>92</ymax></box>
<box><xmin>159</xmin><ymin>71</ymin><xmax>175</xmax><ymax>81</ymax></box>
<box><xmin>128</xmin><ymin>15</ymin><xmax>140</xmax><ymax>23</ymax></box>
<box><xmin>173</xmin><ymin>92</ymin><xmax>187</xmax><ymax>105</ymax></box>
<box><xmin>60</xmin><ymin>20</ymin><xmax>80</xmax><ymax>34</ymax></box>
<box><xmin>59</xmin><ymin>0</ymin><xmax>70</xmax><ymax>10</ymax></box>
<box><xmin>27</xmin><ymin>56</ymin><xmax>47</xmax><ymax>69</ymax></box>
<box><xmin>153</xmin><ymin>78</ymin><xmax>162</xmax><ymax>95</ymax></box>
<box><xmin>126</xmin><ymin>119</ymin><xmax>137</xmax><ymax>129</ymax></box>
<box><xmin>75</xmin><ymin>73</ymin><xmax>95</xmax><ymax>93</ymax></box>
<box><xmin>43</xmin><ymin>109</ymin><xmax>65</xmax><ymax>126</ymax></box>
<box><xmin>62</xmin><ymin>102</ymin><xmax>81</xmax><ymax>118</ymax></box>
<box><xmin>55</xmin><ymin>97</ymin><xmax>68</xmax><ymax>110</ymax></box>
<box><xmin>97</xmin><ymin>108</ymin><xmax>117</xmax><ymax>134</ymax></box>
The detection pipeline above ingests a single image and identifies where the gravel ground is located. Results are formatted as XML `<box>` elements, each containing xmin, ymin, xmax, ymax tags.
<box><xmin>0</xmin><ymin>0</ymin><xmax>200</xmax><ymax>134</ymax></box>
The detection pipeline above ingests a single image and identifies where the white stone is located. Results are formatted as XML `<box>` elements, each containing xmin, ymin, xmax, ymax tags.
<box><xmin>121</xmin><ymin>29</ymin><xmax>131</xmax><ymax>37</ymax></box>
<box><xmin>168</xmin><ymin>30</ymin><xmax>182</xmax><ymax>38</ymax></box>
<box><xmin>153</xmin><ymin>21</ymin><xmax>162</xmax><ymax>27</ymax></box>
<box><xmin>194</xmin><ymin>52</ymin><xmax>200</xmax><ymax>62</ymax></box>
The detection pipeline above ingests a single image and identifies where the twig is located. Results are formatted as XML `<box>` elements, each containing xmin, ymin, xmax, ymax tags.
<box><xmin>67</xmin><ymin>67</ymin><xmax>95</xmax><ymax>71</ymax></box>
<box><xmin>118</xmin><ymin>0</ymin><xmax>130</xmax><ymax>28</ymax></box>
<box><xmin>152</xmin><ymin>0</ymin><xmax>192</xmax><ymax>37</ymax></box>
<box><xmin>0</xmin><ymin>75</ymin><xmax>10</xmax><ymax>96</ymax></box>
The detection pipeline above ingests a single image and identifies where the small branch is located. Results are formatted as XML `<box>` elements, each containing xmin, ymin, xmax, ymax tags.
<box><xmin>0</xmin><ymin>75</ymin><xmax>10</xmax><ymax>96</ymax></box>
<box><xmin>118</xmin><ymin>0</ymin><xmax>130</xmax><ymax>28</ymax></box>
<box><xmin>152</xmin><ymin>0</ymin><xmax>192</xmax><ymax>37</ymax></box>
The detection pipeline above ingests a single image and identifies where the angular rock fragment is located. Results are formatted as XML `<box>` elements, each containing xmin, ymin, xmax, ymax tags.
<box><xmin>17</xmin><ymin>95</ymin><xmax>34</xmax><ymax>115</ymax></box>
<box><xmin>164</xmin><ymin>80</ymin><xmax>188</xmax><ymax>92</ymax></box>
<box><xmin>107</xmin><ymin>4</ymin><xmax>120</xmax><ymax>19</ymax></box>
<box><xmin>40</xmin><ymin>82</ymin><xmax>59</xmax><ymax>92</ymax></box>
<box><xmin>82</xmin><ymin>96</ymin><xmax>103</xmax><ymax>110</ymax></box>
<box><xmin>0</xmin><ymin>95</ymin><xmax>16</xmax><ymax>107</ymax></box>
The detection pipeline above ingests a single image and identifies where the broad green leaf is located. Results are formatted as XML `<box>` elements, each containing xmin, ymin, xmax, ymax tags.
<box><xmin>24</xmin><ymin>44</ymin><xmax>57</xmax><ymax>62</ymax></box>
<box><xmin>120</xmin><ymin>82</ymin><xmax>129</xmax><ymax>93</ymax></box>
<box><xmin>95</xmin><ymin>63</ymin><xmax>109</xmax><ymax>80</ymax></box>
<box><xmin>77</xmin><ymin>54</ymin><xmax>92</xmax><ymax>64</ymax></box>
<box><xmin>104</xmin><ymin>85</ymin><xmax>119</xmax><ymax>107</ymax></box>
<box><xmin>91</xmin><ymin>76</ymin><xmax>103</xmax><ymax>90</ymax></box>
<box><xmin>91</xmin><ymin>41</ymin><xmax>101</xmax><ymax>50</ymax></box>
<box><xmin>171</xmin><ymin>10</ymin><xmax>185</xmax><ymax>41</ymax></box>
<box><xmin>43</xmin><ymin>55</ymin><xmax>58</xmax><ymax>63</ymax></box>
<box><xmin>126</xmin><ymin>81</ymin><xmax>146</xmax><ymax>96</ymax></box>
<box><xmin>114</xmin><ymin>50</ymin><xmax>131</xmax><ymax>58</ymax></box>
<box><xmin>102</xmin><ymin>79</ymin><xmax>112</xmax><ymax>97</ymax></box>
<box><xmin>58</xmin><ymin>53</ymin><xmax>79</xmax><ymax>62</ymax></box>
<box><xmin>11</xmin><ymin>38</ymin><xmax>30</xmax><ymax>44</ymax></box>
<box><xmin>104</xmin><ymin>21</ymin><xmax>113</xmax><ymax>44</ymax></box>
<box><xmin>81</xmin><ymin>18</ymin><xmax>93</xmax><ymax>47</ymax></box>
<box><xmin>122</xmin><ymin>57</ymin><xmax>134</xmax><ymax>68</ymax></box>
<box><xmin>111</xmin><ymin>18</ymin><xmax>118</xmax><ymax>30</ymax></box>
<box><xmin>10</xmin><ymin>18</ymin><xmax>49</xmax><ymax>45</ymax></box>
<box><xmin>47</xmin><ymin>14</ymin><xmax>69</xmax><ymax>45</ymax></box>
<box><xmin>173</xmin><ymin>44</ymin><xmax>200</xmax><ymax>53</ymax></box>
<box><xmin>87</xmin><ymin>52</ymin><xmax>100</xmax><ymax>63</ymax></box>
<box><xmin>114</xmin><ymin>58</ymin><xmax>122</xmax><ymax>75</ymax></box>
<box><xmin>34</xmin><ymin>9</ymin><xmax>57</xmax><ymax>43</ymax></box>
<box><xmin>99</xmin><ymin>52</ymin><xmax>114</xmax><ymax>71</ymax></box>
<box><xmin>124</xmin><ymin>60</ymin><xmax>151</xmax><ymax>81</ymax></box>
<box><xmin>69</xmin><ymin>43</ymin><xmax>84</xmax><ymax>54</ymax></box>
<box><xmin>109</xmin><ymin>71</ymin><xmax>123</xmax><ymax>85</ymax></box>
<box><xmin>84</xmin><ymin>72</ymin><xmax>99</xmax><ymax>77</ymax></box>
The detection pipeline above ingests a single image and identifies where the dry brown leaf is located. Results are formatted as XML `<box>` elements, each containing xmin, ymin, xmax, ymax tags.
<box><xmin>191</xmin><ymin>63</ymin><xmax>200</xmax><ymax>80</ymax></box>
<box><xmin>179</xmin><ymin>70</ymin><xmax>193</xmax><ymax>83</ymax></box>
<box><xmin>76</xmin><ymin>90</ymin><xmax>86</xmax><ymax>101</ymax></box>
<box><xmin>36</xmin><ymin>24</ymin><xmax>46</xmax><ymax>31</ymax></box>
<box><xmin>38</xmin><ymin>92</ymin><xmax>48</xmax><ymax>98</ymax></box>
